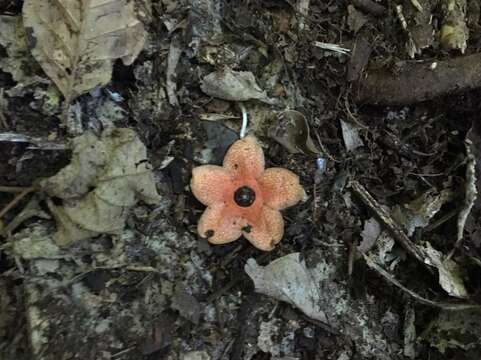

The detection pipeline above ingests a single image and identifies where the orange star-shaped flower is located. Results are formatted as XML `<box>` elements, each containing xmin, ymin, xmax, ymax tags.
<box><xmin>191</xmin><ymin>136</ymin><xmax>305</xmax><ymax>251</ymax></box>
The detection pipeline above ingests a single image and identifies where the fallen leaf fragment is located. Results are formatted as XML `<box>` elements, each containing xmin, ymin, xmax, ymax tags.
<box><xmin>200</xmin><ymin>68</ymin><xmax>275</xmax><ymax>104</ymax></box>
<box><xmin>268</xmin><ymin>110</ymin><xmax>320</xmax><ymax>155</ymax></box>
<box><xmin>340</xmin><ymin>119</ymin><xmax>364</xmax><ymax>152</ymax></box>
<box><xmin>22</xmin><ymin>0</ymin><xmax>146</xmax><ymax>102</ymax></box>
<box><xmin>245</xmin><ymin>253</ymin><xmax>325</xmax><ymax>322</ymax></box>
<box><xmin>0</xmin><ymin>15</ymin><xmax>43</xmax><ymax>84</ymax></box>
<box><xmin>422</xmin><ymin>309</ymin><xmax>481</xmax><ymax>352</ymax></box>
<box><xmin>40</xmin><ymin>128</ymin><xmax>161</xmax><ymax>246</ymax></box>
<box><xmin>439</xmin><ymin>0</ymin><xmax>469</xmax><ymax>52</ymax></box>
<box><xmin>245</xmin><ymin>252</ymin><xmax>399</xmax><ymax>359</ymax></box>
<box><xmin>421</xmin><ymin>242</ymin><xmax>468</xmax><ymax>299</ymax></box>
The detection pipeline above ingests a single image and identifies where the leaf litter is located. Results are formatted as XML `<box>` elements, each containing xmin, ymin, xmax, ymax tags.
<box><xmin>39</xmin><ymin>128</ymin><xmax>161</xmax><ymax>246</ymax></box>
<box><xmin>0</xmin><ymin>0</ymin><xmax>481</xmax><ymax>359</ymax></box>
<box><xmin>22</xmin><ymin>0</ymin><xmax>146</xmax><ymax>104</ymax></box>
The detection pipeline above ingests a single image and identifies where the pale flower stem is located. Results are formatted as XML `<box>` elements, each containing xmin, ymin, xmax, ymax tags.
<box><xmin>239</xmin><ymin>104</ymin><xmax>248</xmax><ymax>139</ymax></box>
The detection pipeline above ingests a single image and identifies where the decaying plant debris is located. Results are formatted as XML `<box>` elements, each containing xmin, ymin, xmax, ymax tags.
<box><xmin>1</xmin><ymin>0</ymin><xmax>481</xmax><ymax>359</ymax></box>
<box><xmin>23</xmin><ymin>0</ymin><xmax>146</xmax><ymax>109</ymax></box>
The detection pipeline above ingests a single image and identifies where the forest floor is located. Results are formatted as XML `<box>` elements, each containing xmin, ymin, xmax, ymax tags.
<box><xmin>1</xmin><ymin>0</ymin><xmax>481</xmax><ymax>359</ymax></box>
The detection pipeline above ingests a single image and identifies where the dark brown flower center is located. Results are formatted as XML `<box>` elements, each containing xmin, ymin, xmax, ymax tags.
<box><xmin>234</xmin><ymin>186</ymin><xmax>256</xmax><ymax>207</ymax></box>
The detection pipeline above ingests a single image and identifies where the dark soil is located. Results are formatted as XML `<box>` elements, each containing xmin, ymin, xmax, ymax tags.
<box><xmin>1</xmin><ymin>1</ymin><xmax>481</xmax><ymax>360</ymax></box>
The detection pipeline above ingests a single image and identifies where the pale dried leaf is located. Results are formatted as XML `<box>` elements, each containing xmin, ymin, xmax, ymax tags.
<box><xmin>245</xmin><ymin>253</ymin><xmax>327</xmax><ymax>322</ymax></box>
<box><xmin>439</xmin><ymin>0</ymin><xmax>468</xmax><ymax>53</ymax></box>
<box><xmin>40</xmin><ymin>128</ymin><xmax>161</xmax><ymax>246</ymax></box>
<box><xmin>359</xmin><ymin>217</ymin><xmax>381</xmax><ymax>254</ymax></box>
<box><xmin>422</xmin><ymin>242</ymin><xmax>468</xmax><ymax>299</ymax></box>
<box><xmin>0</xmin><ymin>15</ymin><xmax>43</xmax><ymax>84</ymax></box>
<box><xmin>200</xmin><ymin>68</ymin><xmax>275</xmax><ymax>104</ymax></box>
<box><xmin>22</xmin><ymin>0</ymin><xmax>146</xmax><ymax>101</ymax></box>
<box><xmin>245</xmin><ymin>253</ymin><xmax>399</xmax><ymax>359</ymax></box>
<box><xmin>268</xmin><ymin>110</ymin><xmax>320</xmax><ymax>155</ymax></box>
<box><xmin>340</xmin><ymin>119</ymin><xmax>364</xmax><ymax>152</ymax></box>
<box><xmin>393</xmin><ymin>189</ymin><xmax>453</xmax><ymax>236</ymax></box>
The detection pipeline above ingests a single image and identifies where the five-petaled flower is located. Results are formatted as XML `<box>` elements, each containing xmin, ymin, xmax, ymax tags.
<box><xmin>191</xmin><ymin>136</ymin><xmax>305</xmax><ymax>251</ymax></box>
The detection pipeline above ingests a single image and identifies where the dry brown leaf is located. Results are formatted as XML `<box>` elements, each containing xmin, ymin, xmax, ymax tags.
<box><xmin>22</xmin><ymin>0</ymin><xmax>146</xmax><ymax>102</ymax></box>
<box><xmin>40</xmin><ymin>128</ymin><xmax>161</xmax><ymax>246</ymax></box>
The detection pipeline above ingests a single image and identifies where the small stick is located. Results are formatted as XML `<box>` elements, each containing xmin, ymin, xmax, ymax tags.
<box><xmin>0</xmin><ymin>186</ymin><xmax>34</xmax><ymax>193</ymax></box>
<box><xmin>0</xmin><ymin>187</ymin><xmax>35</xmax><ymax>219</ymax></box>
<box><xmin>350</xmin><ymin>180</ymin><xmax>430</xmax><ymax>270</ymax></box>
<box><xmin>364</xmin><ymin>255</ymin><xmax>480</xmax><ymax>310</ymax></box>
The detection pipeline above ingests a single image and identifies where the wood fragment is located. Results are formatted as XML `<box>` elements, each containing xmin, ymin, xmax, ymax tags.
<box><xmin>364</xmin><ymin>255</ymin><xmax>480</xmax><ymax>310</ymax></box>
<box><xmin>347</xmin><ymin>33</ymin><xmax>372</xmax><ymax>82</ymax></box>
<box><xmin>350</xmin><ymin>180</ymin><xmax>429</xmax><ymax>269</ymax></box>
<box><xmin>352</xmin><ymin>0</ymin><xmax>386</xmax><ymax>17</ymax></box>
<box><xmin>0</xmin><ymin>187</ymin><xmax>35</xmax><ymax>219</ymax></box>
<box><xmin>354</xmin><ymin>53</ymin><xmax>481</xmax><ymax>105</ymax></box>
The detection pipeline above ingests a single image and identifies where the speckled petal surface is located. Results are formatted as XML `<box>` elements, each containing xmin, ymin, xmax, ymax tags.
<box><xmin>258</xmin><ymin>167</ymin><xmax>304</xmax><ymax>210</ymax></box>
<box><xmin>191</xmin><ymin>165</ymin><xmax>232</xmax><ymax>206</ymax></box>
<box><xmin>223</xmin><ymin>136</ymin><xmax>265</xmax><ymax>177</ymax></box>
<box><xmin>243</xmin><ymin>206</ymin><xmax>284</xmax><ymax>251</ymax></box>
<box><xmin>198</xmin><ymin>203</ymin><xmax>245</xmax><ymax>244</ymax></box>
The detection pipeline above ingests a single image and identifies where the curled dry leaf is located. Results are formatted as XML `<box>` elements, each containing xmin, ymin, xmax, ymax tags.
<box><xmin>40</xmin><ymin>128</ymin><xmax>161</xmax><ymax>246</ymax></box>
<box><xmin>268</xmin><ymin>110</ymin><xmax>320</xmax><ymax>155</ymax></box>
<box><xmin>421</xmin><ymin>242</ymin><xmax>468</xmax><ymax>299</ymax></box>
<box><xmin>200</xmin><ymin>68</ymin><xmax>275</xmax><ymax>104</ymax></box>
<box><xmin>22</xmin><ymin>0</ymin><xmax>146</xmax><ymax>102</ymax></box>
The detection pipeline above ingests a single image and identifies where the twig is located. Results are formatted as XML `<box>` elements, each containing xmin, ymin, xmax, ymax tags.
<box><xmin>112</xmin><ymin>346</ymin><xmax>136</xmax><ymax>358</ymax></box>
<box><xmin>0</xmin><ymin>186</ymin><xmax>34</xmax><ymax>193</ymax></box>
<box><xmin>0</xmin><ymin>195</ymin><xmax>50</xmax><ymax>237</ymax></box>
<box><xmin>0</xmin><ymin>187</ymin><xmax>35</xmax><ymax>219</ymax></box>
<box><xmin>364</xmin><ymin>255</ymin><xmax>480</xmax><ymax>310</ymax></box>
<box><xmin>350</xmin><ymin>180</ymin><xmax>431</xmax><ymax>271</ymax></box>
<box><xmin>354</xmin><ymin>53</ymin><xmax>481</xmax><ymax>105</ymax></box>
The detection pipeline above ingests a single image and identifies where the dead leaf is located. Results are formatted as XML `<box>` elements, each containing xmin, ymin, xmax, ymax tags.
<box><xmin>200</xmin><ymin>68</ymin><xmax>276</xmax><ymax>104</ymax></box>
<box><xmin>0</xmin><ymin>15</ymin><xmax>43</xmax><ymax>84</ymax></box>
<box><xmin>40</xmin><ymin>128</ymin><xmax>161</xmax><ymax>246</ymax></box>
<box><xmin>245</xmin><ymin>253</ymin><xmax>400</xmax><ymax>359</ymax></box>
<box><xmin>22</xmin><ymin>0</ymin><xmax>146</xmax><ymax>102</ymax></box>
<box><xmin>439</xmin><ymin>0</ymin><xmax>469</xmax><ymax>53</ymax></box>
<box><xmin>422</xmin><ymin>309</ymin><xmax>481</xmax><ymax>352</ymax></box>
<box><xmin>359</xmin><ymin>217</ymin><xmax>381</xmax><ymax>254</ymax></box>
<box><xmin>340</xmin><ymin>119</ymin><xmax>364</xmax><ymax>152</ymax></box>
<box><xmin>393</xmin><ymin>189</ymin><xmax>453</xmax><ymax>237</ymax></box>
<box><xmin>347</xmin><ymin>5</ymin><xmax>368</xmax><ymax>33</ymax></box>
<box><xmin>245</xmin><ymin>253</ymin><xmax>326</xmax><ymax>322</ymax></box>
<box><xmin>268</xmin><ymin>110</ymin><xmax>320</xmax><ymax>155</ymax></box>
<box><xmin>421</xmin><ymin>242</ymin><xmax>468</xmax><ymax>299</ymax></box>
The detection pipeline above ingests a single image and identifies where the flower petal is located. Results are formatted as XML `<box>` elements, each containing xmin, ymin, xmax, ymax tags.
<box><xmin>258</xmin><ymin>168</ymin><xmax>304</xmax><ymax>210</ymax></box>
<box><xmin>223</xmin><ymin>136</ymin><xmax>265</xmax><ymax>178</ymax></box>
<box><xmin>198</xmin><ymin>203</ymin><xmax>245</xmax><ymax>244</ymax></box>
<box><xmin>243</xmin><ymin>206</ymin><xmax>284</xmax><ymax>251</ymax></box>
<box><xmin>191</xmin><ymin>165</ymin><xmax>233</xmax><ymax>206</ymax></box>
